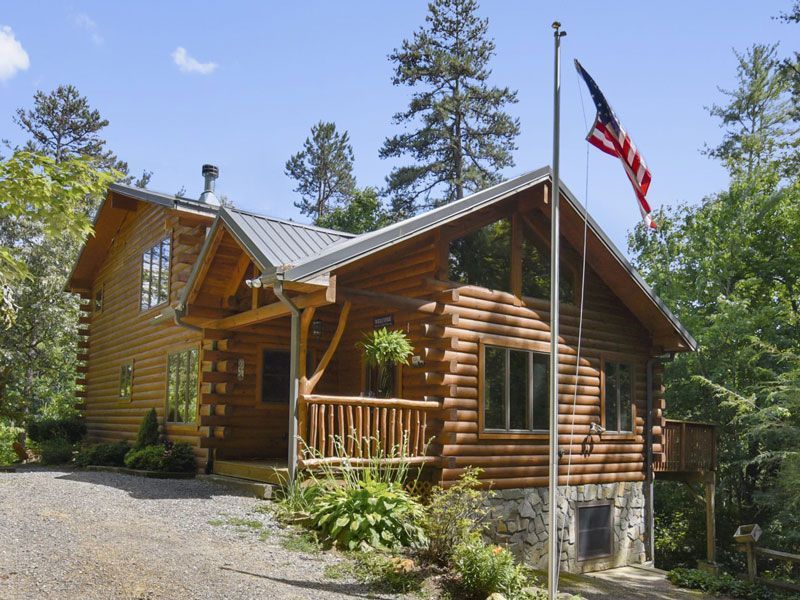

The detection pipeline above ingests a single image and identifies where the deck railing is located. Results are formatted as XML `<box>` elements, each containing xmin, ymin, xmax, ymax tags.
<box><xmin>298</xmin><ymin>394</ymin><xmax>444</xmax><ymax>467</ymax></box>
<box><xmin>653</xmin><ymin>419</ymin><xmax>717</xmax><ymax>474</ymax></box>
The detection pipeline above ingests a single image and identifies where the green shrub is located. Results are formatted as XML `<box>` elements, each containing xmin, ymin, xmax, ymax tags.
<box><xmin>134</xmin><ymin>408</ymin><xmax>160</xmax><ymax>450</ymax></box>
<box><xmin>162</xmin><ymin>442</ymin><xmax>196</xmax><ymax>473</ymax></box>
<box><xmin>422</xmin><ymin>466</ymin><xmax>488</xmax><ymax>566</ymax></box>
<box><xmin>310</xmin><ymin>479</ymin><xmax>427</xmax><ymax>551</ymax></box>
<box><xmin>124</xmin><ymin>444</ymin><xmax>165</xmax><ymax>471</ymax></box>
<box><xmin>75</xmin><ymin>442</ymin><xmax>130</xmax><ymax>467</ymax></box>
<box><xmin>667</xmin><ymin>568</ymin><xmax>787</xmax><ymax>600</ymax></box>
<box><xmin>38</xmin><ymin>438</ymin><xmax>74</xmax><ymax>465</ymax></box>
<box><xmin>27</xmin><ymin>416</ymin><xmax>86</xmax><ymax>444</ymax></box>
<box><xmin>339</xmin><ymin>553</ymin><xmax>424</xmax><ymax>595</ymax></box>
<box><xmin>0</xmin><ymin>423</ymin><xmax>23</xmax><ymax>465</ymax></box>
<box><xmin>450</xmin><ymin>539</ymin><xmax>535</xmax><ymax>600</ymax></box>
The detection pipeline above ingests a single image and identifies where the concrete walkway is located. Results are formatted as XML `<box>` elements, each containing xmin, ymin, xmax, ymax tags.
<box><xmin>558</xmin><ymin>565</ymin><xmax>723</xmax><ymax>600</ymax></box>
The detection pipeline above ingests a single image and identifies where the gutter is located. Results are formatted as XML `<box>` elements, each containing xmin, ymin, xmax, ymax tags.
<box><xmin>273</xmin><ymin>275</ymin><xmax>300</xmax><ymax>482</ymax></box>
<box><xmin>645</xmin><ymin>352</ymin><xmax>674</xmax><ymax>565</ymax></box>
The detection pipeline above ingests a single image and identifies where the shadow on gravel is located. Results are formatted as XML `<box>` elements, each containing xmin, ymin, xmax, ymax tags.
<box><xmin>219</xmin><ymin>566</ymin><xmax>378</xmax><ymax>599</ymax></box>
<box><xmin>55</xmin><ymin>470</ymin><xmax>240</xmax><ymax>500</ymax></box>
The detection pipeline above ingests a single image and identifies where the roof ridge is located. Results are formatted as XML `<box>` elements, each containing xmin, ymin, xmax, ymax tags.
<box><xmin>226</xmin><ymin>206</ymin><xmax>355</xmax><ymax>237</ymax></box>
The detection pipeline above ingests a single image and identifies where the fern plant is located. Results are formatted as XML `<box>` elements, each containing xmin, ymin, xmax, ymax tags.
<box><xmin>358</xmin><ymin>328</ymin><xmax>413</xmax><ymax>398</ymax></box>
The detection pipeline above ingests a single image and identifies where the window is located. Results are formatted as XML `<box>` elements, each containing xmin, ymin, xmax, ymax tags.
<box><xmin>521</xmin><ymin>227</ymin><xmax>574</xmax><ymax>303</ymax></box>
<box><xmin>119</xmin><ymin>362</ymin><xmax>133</xmax><ymax>400</ymax></box>
<box><xmin>94</xmin><ymin>285</ymin><xmax>103</xmax><ymax>313</ymax></box>
<box><xmin>260</xmin><ymin>349</ymin><xmax>290</xmax><ymax>403</ymax></box>
<box><xmin>167</xmin><ymin>348</ymin><xmax>199</xmax><ymax>423</ymax></box>
<box><xmin>141</xmin><ymin>237</ymin><xmax>171</xmax><ymax>310</ymax></box>
<box><xmin>577</xmin><ymin>503</ymin><xmax>613</xmax><ymax>561</ymax></box>
<box><xmin>604</xmin><ymin>360</ymin><xmax>634</xmax><ymax>433</ymax></box>
<box><xmin>449</xmin><ymin>219</ymin><xmax>511</xmax><ymax>292</ymax></box>
<box><xmin>363</xmin><ymin>362</ymin><xmax>399</xmax><ymax>398</ymax></box>
<box><xmin>483</xmin><ymin>345</ymin><xmax>549</xmax><ymax>433</ymax></box>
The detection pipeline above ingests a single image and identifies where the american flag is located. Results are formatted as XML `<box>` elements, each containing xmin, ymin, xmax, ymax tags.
<box><xmin>574</xmin><ymin>59</ymin><xmax>656</xmax><ymax>229</ymax></box>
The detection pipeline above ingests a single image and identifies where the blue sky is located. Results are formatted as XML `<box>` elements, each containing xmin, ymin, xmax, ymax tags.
<box><xmin>0</xmin><ymin>1</ymin><xmax>795</xmax><ymax>253</ymax></box>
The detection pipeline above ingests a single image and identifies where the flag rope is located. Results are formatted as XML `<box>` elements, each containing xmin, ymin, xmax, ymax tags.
<box><xmin>555</xmin><ymin>68</ymin><xmax>593</xmax><ymax>583</ymax></box>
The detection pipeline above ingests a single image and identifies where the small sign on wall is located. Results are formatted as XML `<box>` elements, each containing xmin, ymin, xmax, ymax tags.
<box><xmin>373</xmin><ymin>314</ymin><xmax>394</xmax><ymax>330</ymax></box>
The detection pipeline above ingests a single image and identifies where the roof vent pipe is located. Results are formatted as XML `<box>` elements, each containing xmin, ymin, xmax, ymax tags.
<box><xmin>199</xmin><ymin>164</ymin><xmax>220</xmax><ymax>206</ymax></box>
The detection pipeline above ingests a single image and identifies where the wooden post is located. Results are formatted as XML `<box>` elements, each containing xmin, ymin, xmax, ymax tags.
<box><xmin>705</xmin><ymin>471</ymin><xmax>717</xmax><ymax>565</ymax></box>
<box><xmin>680</xmin><ymin>421</ymin><xmax>687</xmax><ymax>472</ymax></box>
<box><xmin>745</xmin><ymin>541</ymin><xmax>757</xmax><ymax>581</ymax></box>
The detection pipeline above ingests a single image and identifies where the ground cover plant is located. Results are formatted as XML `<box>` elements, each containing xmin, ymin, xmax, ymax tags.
<box><xmin>668</xmin><ymin>567</ymin><xmax>795</xmax><ymax>600</ymax></box>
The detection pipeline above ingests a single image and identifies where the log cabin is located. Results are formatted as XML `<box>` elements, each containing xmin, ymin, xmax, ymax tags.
<box><xmin>67</xmin><ymin>164</ymin><xmax>717</xmax><ymax>573</ymax></box>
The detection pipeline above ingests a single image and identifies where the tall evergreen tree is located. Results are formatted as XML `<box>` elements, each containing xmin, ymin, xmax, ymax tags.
<box><xmin>285</xmin><ymin>121</ymin><xmax>356</xmax><ymax>223</ymax></box>
<box><xmin>380</xmin><ymin>0</ymin><xmax>519</xmax><ymax>218</ymax></box>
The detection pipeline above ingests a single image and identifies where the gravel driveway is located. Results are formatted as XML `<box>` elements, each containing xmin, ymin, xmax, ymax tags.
<box><xmin>0</xmin><ymin>468</ymin><xmax>389</xmax><ymax>600</ymax></box>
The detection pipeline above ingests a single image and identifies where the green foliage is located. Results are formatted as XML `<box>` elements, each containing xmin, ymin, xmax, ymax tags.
<box><xmin>668</xmin><ymin>568</ymin><xmax>791</xmax><ymax>600</ymax></box>
<box><xmin>335</xmin><ymin>553</ymin><xmax>424</xmax><ymax>595</ymax></box>
<box><xmin>450</xmin><ymin>539</ymin><xmax>536</xmax><ymax>600</ymax></box>
<box><xmin>422</xmin><ymin>467</ymin><xmax>489</xmax><ymax>566</ymax></box>
<box><xmin>381</xmin><ymin>0</ymin><xmax>519</xmax><ymax>216</ymax></box>
<box><xmin>134</xmin><ymin>408</ymin><xmax>160</xmax><ymax>450</ymax></box>
<box><xmin>123</xmin><ymin>441</ymin><xmax>196</xmax><ymax>473</ymax></box>
<box><xmin>124</xmin><ymin>444</ymin><xmax>165</xmax><ymax>471</ymax></box>
<box><xmin>75</xmin><ymin>441</ymin><xmax>130</xmax><ymax>467</ymax></box>
<box><xmin>315</xmin><ymin>187</ymin><xmax>389</xmax><ymax>234</ymax></box>
<box><xmin>357</xmin><ymin>328</ymin><xmax>413</xmax><ymax>398</ymax></box>
<box><xmin>0</xmin><ymin>423</ymin><xmax>23</xmax><ymax>465</ymax></box>
<box><xmin>310</xmin><ymin>479</ymin><xmax>427</xmax><ymax>551</ymax></box>
<box><xmin>161</xmin><ymin>442</ymin><xmax>196</xmax><ymax>473</ymax></box>
<box><xmin>285</xmin><ymin>121</ymin><xmax>356</xmax><ymax>223</ymax></box>
<box><xmin>26</xmin><ymin>416</ymin><xmax>86</xmax><ymax>444</ymax></box>
<box><xmin>38</xmin><ymin>438</ymin><xmax>74</xmax><ymax>465</ymax></box>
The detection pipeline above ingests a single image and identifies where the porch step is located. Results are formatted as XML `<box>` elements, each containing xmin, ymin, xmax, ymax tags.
<box><xmin>212</xmin><ymin>459</ymin><xmax>288</xmax><ymax>486</ymax></box>
<box><xmin>198</xmin><ymin>473</ymin><xmax>275</xmax><ymax>500</ymax></box>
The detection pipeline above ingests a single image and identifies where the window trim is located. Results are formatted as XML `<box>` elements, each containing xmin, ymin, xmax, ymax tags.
<box><xmin>256</xmin><ymin>345</ymin><xmax>292</xmax><ymax>408</ymax></box>
<box><xmin>575</xmin><ymin>501</ymin><xmax>614</xmax><ymax>562</ymax></box>
<box><xmin>165</xmin><ymin>345</ymin><xmax>200</xmax><ymax>425</ymax></box>
<box><xmin>139</xmin><ymin>234</ymin><xmax>172</xmax><ymax>313</ymax></box>
<box><xmin>600</xmin><ymin>354</ymin><xmax>637</xmax><ymax>439</ymax></box>
<box><xmin>478</xmin><ymin>337</ymin><xmax>549</xmax><ymax>440</ymax></box>
<box><xmin>119</xmin><ymin>360</ymin><xmax>133</xmax><ymax>401</ymax></box>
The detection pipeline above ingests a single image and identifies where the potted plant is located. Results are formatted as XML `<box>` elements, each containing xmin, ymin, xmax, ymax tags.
<box><xmin>358</xmin><ymin>328</ymin><xmax>414</xmax><ymax>398</ymax></box>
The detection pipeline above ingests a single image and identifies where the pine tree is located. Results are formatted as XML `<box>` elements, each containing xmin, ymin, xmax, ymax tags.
<box><xmin>380</xmin><ymin>0</ymin><xmax>519</xmax><ymax>218</ymax></box>
<box><xmin>285</xmin><ymin>121</ymin><xmax>356</xmax><ymax>223</ymax></box>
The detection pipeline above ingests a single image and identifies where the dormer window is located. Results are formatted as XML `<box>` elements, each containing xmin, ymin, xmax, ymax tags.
<box><xmin>141</xmin><ymin>236</ymin><xmax>171</xmax><ymax>310</ymax></box>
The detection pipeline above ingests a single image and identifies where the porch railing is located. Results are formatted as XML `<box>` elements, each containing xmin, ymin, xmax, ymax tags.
<box><xmin>653</xmin><ymin>419</ymin><xmax>717</xmax><ymax>474</ymax></box>
<box><xmin>298</xmin><ymin>394</ymin><xmax>443</xmax><ymax>467</ymax></box>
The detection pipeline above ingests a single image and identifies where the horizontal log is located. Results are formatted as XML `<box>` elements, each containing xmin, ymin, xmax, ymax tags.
<box><xmin>300</xmin><ymin>394</ymin><xmax>442</xmax><ymax>411</ymax></box>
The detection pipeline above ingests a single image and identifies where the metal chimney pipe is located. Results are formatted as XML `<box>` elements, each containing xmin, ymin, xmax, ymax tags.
<box><xmin>199</xmin><ymin>164</ymin><xmax>220</xmax><ymax>206</ymax></box>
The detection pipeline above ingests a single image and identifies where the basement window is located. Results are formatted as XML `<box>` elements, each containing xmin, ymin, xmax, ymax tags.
<box><xmin>577</xmin><ymin>503</ymin><xmax>613</xmax><ymax>561</ymax></box>
<box><xmin>167</xmin><ymin>347</ymin><xmax>199</xmax><ymax>423</ymax></box>
<box><xmin>603</xmin><ymin>360</ymin><xmax>634</xmax><ymax>433</ymax></box>
<box><xmin>140</xmin><ymin>236</ymin><xmax>171</xmax><ymax>310</ymax></box>
<box><xmin>482</xmin><ymin>344</ymin><xmax>549</xmax><ymax>433</ymax></box>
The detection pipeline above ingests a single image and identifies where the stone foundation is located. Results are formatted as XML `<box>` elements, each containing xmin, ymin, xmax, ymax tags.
<box><xmin>484</xmin><ymin>481</ymin><xmax>646</xmax><ymax>573</ymax></box>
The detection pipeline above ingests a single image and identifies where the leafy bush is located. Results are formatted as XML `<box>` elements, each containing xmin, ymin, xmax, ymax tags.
<box><xmin>422</xmin><ymin>466</ymin><xmax>488</xmax><ymax>566</ymax></box>
<box><xmin>134</xmin><ymin>408</ymin><xmax>160</xmax><ymax>450</ymax></box>
<box><xmin>123</xmin><ymin>442</ymin><xmax>196</xmax><ymax>473</ymax></box>
<box><xmin>310</xmin><ymin>479</ymin><xmax>427</xmax><ymax>551</ymax></box>
<box><xmin>75</xmin><ymin>442</ymin><xmax>130</xmax><ymax>467</ymax></box>
<box><xmin>668</xmin><ymin>568</ymin><xmax>789</xmax><ymax>600</ymax></box>
<box><xmin>27</xmin><ymin>416</ymin><xmax>86</xmax><ymax>444</ymax></box>
<box><xmin>38</xmin><ymin>438</ymin><xmax>74</xmax><ymax>465</ymax></box>
<box><xmin>450</xmin><ymin>539</ymin><xmax>535</xmax><ymax>600</ymax></box>
<box><xmin>0</xmin><ymin>423</ymin><xmax>23</xmax><ymax>465</ymax></box>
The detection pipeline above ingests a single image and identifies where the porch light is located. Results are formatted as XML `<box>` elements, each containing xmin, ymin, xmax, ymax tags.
<box><xmin>311</xmin><ymin>318</ymin><xmax>323</xmax><ymax>337</ymax></box>
<box><xmin>245</xmin><ymin>277</ymin><xmax>263</xmax><ymax>289</ymax></box>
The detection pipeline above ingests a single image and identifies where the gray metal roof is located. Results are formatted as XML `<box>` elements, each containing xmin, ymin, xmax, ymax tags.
<box><xmin>220</xmin><ymin>207</ymin><xmax>354</xmax><ymax>272</ymax></box>
<box><xmin>107</xmin><ymin>182</ymin><xmax>219</xmax><ymax>216</ymax></box>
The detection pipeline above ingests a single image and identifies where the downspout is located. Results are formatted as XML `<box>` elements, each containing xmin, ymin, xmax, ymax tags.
<box><xmin>273</xmin><ymin>276</ymin><xmax>300</xmax><ymax>483</ymax></box>
<box><xmin>645</xmin><ymin>352</ymin><xmax>674</xmax><ymax>565</ymax></box>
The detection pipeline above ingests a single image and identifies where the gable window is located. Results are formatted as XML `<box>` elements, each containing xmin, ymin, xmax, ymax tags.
<box><xmin>94</xmin><ymin>285</ymin><xmax>104</xmax><ymax>314</ymax></box>
<box><xmin>141</xmin><ymin>237</ymin><xmax>171</xmax><ymax>310</ymax></box>
<box><xmin>119</xmin><ymin>361</ymin><xmax>133</xmax><ymax>400</ymax></box>
<box><xmin>521</xmin><ymin>227</ymin><xmax>574</xmax><ymax>303</ymax></box>
<box><xmin>577</xmin><ymin>503</ymin><xmax>613</xmax><ymax>561</ymax></box>
<box><xmin>604</xmin><ymin>360</ymin><xmax>634</xmax><ymax>433</ymax></box>
<box><xmin>260</xmin><ymin>349</ymin><xmax>290</xmax><ymax>404</ymax></box>
<box><xmin>449</xmin><ymin>219</ymin><xmax>511</xmax><ymax>292</ymax></box>
<box><xmin>482</xmin><ymin>344</ymin><xmax>549</xmax><ymax>433</ymax></box>
<box><xmin>167</xmin><ymin>347</ymin><xmax>198</xmax><ymax>423</ymax></box>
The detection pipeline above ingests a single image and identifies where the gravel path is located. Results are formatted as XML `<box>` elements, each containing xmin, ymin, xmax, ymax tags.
<box><xmin>0</xmin><ymin>468</ymin><xmax>391</xmax><ymax>600</ymax></box>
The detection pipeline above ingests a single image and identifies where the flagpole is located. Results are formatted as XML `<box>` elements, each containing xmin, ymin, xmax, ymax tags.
<box><xmin>548</xmin><ymin>20</ymin><xmax>566</xmax><ymax>600</ymax></box>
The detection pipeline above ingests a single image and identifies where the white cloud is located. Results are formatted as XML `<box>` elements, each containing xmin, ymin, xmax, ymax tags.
<box><xmin>171</xmin><ymin>47</ymin><xmax>217</xmax><ymax>75</ymax></box>
<box><xmin>0</xmin><ymin>26</ymin><xmax>30</xmax><ymax>82</ymax></box>
<box><xmin>74</xmin><ymin>13</ymin><xmax>103</xmax><ymax>45</ymax></box>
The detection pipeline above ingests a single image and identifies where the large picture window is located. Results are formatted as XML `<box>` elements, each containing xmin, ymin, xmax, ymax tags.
<box><xmin>141</xmin><ymin>237</ymin><xmax>170</xmax><ymax>310</ymax></box>
<box><xmin>604</xmin><ymin>360</ymin><xmax>634</xmax><ymax>433</ymax></box>
<box><xmin>449</xmin><ymin>219</ymin><xmax>511</xmax><ymax>292</ymax></box>
<box><xmin>521</xmin><ymin>227</ymin><xmax>574</xmax><ymax>303</ymax></box>
<box><xmin>167</xmin><ymin>348</ymin><xmax>198</xmax><ymax>423</ymax></box>
<box><xmin>483</xmin><ymin>345</ymin><xmax>549</xmax><ymax>433</ymax></box>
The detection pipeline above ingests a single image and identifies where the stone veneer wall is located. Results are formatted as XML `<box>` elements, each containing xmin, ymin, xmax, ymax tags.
<box><xmin>484</xmin><ymin>481</ymin><xmax>646</xmax><ymax>573</ymax></box>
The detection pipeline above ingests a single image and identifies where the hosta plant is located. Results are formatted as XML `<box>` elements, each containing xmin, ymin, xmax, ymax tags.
<box><xmin>310</xmin><ymin>479</ymin><xmax>427</xmax><ymax>551</ymax></box>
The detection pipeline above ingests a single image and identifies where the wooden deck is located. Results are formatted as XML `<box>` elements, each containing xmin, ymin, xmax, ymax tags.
<box><xmin>212</xmin><ymin>459</ymin><xmax>288</xmax><ymax>485</ymax></box>
<box><xmin>654</xmin><ymin>419</ymin><xmax>717</xmax><ymax>478</ymax></box>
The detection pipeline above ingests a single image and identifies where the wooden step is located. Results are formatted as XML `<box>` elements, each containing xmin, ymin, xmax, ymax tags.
<box><xmin>212</xmin><ymin>459</ymin><xmax>288</xmax><ymax>485</ymax></box>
